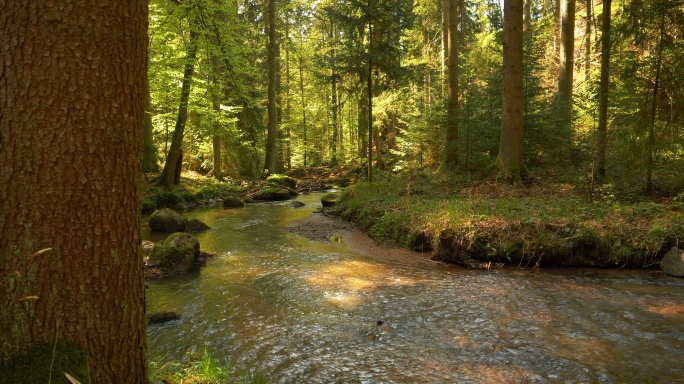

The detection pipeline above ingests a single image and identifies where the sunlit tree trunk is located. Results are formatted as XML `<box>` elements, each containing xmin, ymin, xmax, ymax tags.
<box><xmin>557</xmin><ymin>0</ymin><xmax>575</xmax><ymax>145</ymax></box>
<box><xmin>596</xmin><ymin>0</ymin><xmax>610</xmax><ymax>180</ymax></box>
<box><xmin>497</xmin><ymin>0</ymin><xmax>525</xmax><ymax>182</ymax></box>
<box><xmin>0</xmin><ymin>1</ymin><xmax>148</xmax><ymax>382</ymax></box>
<box><xmin>584</xmin><ymin>0</ymin><xmax>592</xmax><ymax>81</ymax></box>
<box><xmin>443</xmin><ymin>0</ymin><xmax>460</xmax><ymax>168</ymax></box>
<box><xmin>211</xmin><ymin>55</ymin><xmax>223</xmax><ymax>180</ymax></box>
<box><xmin>264</xmin><ymin>0</ymin><xmax>278</xmax><ymax>174</ymax></box>
<box><xmin>160</xmin><ymin>30</ymin><xmax>199</xmax><ymax>188</ymax></box>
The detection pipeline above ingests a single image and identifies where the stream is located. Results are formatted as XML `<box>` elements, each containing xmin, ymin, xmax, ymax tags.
<box><xmin>144</xmin><ymin>193</ymin><xmax>684</xmax><ymax>383</ymax></box>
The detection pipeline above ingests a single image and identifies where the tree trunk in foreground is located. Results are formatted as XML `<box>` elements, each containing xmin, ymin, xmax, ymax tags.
<box><xmin>444</xmin><ymin>0</ymin><xmax>460</xmax><ymax>168</ymax></box>
<box><xmin>265</xmin><ymin>0</ymin><xmax>279</xmax><ymax>174</ymax></box>
<box><xmin>498</xmin><ymin>0</ymin><xmax>525</xmax><ymax>182</ymax></box>
<box><xmin>557</xmin><ymin>0</ymin><xmax>576</xmax><ymax>145</ymax></box>
<box><xmin>0</xmin><ymin>1</ymin><xmax>148</xmax><ymax>383</ymax></box>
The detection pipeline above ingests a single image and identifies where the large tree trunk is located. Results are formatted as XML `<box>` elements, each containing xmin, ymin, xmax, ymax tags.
<box><xmin>444</xmin><ymin>0</ymin><xmax>460</xmax><ymax>168</ymax></box>
<box><xmin>160</xmin><ymin>30</ymin><xmax>199</xmax><ymax>188</ymax></box>
<box><xmin>584</xmin><ymin>0</ymin><xmax>592</xmax><ymax>81</ymax></box>
<box><xmin>557</xmin><ymin>0</ymin><xmax>576</xmax><ymax>145</ymax></box>
<box><xmin>0</xmin><ymin>1</ymin><xmax>148</xmax><ymax>383</ymax></box>
<box><xmin>596</xmin><ymin>0</ymin><xmax>611</xmax><ymax>180</ymax></box>
<box><xmin>497</xmin><ymin>0</ymin><xmax>525</xmax><ymax>182</ymax></box>
<box><xmin>264</xmin><ymin>0</ymin><xmax>278</xmax><ymax>174</ymax></box>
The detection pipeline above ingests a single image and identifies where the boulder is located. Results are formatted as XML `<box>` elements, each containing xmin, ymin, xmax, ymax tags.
<box><xmin>321</xmin><ymin>193</ymin><xmax>339</xmax><ymax>207</ymax></box>
<box><xmin>185</xmin><ymin>218</ymin><xmax>210</xmax><ymax>232</ymax></box>
<box><xmin>662</xmin><ymin>247</ymin><xmax>684</xmax><ymax>277</ymax></box>
<box><xmin>149</xmin><ymin>208</ymin><xmax>188</xmax><ymax>232</ymax></box>
<box><xmin>290</xmin><ymin>201</ymin><xmax>306</xmax><ymax>208</ymax></box>
<box><xmin>148</xmin><ymin>232</ymin><xmax>200</xmax><ymax>275</ymax></box>
<box><xmin>267</xmin><ymin>174</ymin><xmax>298</xmax><ymax>189</ymax></box>
<box><xmin>254</xmin><ymin>187</ymin><xmax>293</xmax><ymax>201</ymax></box>
<box><xmin>223</xmin><ymin>195</ymin><xmax>244</xmax><ymax>208</ymax></box>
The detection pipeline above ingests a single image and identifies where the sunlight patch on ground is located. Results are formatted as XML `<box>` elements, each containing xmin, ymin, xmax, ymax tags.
<box><xmin>645</xmin><ymin>303</ymin><xmax>684</xmax><ymax>319</ymax></box>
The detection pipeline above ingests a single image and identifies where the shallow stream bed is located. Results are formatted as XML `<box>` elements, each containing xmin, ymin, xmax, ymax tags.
<box><xmin>144</xmin><ymin>193</ymin><xmax>684</xmax><ymax>383</ymax></box>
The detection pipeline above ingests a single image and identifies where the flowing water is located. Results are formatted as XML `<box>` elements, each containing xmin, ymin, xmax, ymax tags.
<box><xmin>144</xmin><ymin>193</ymin><xmax>684</xmax><ymax>384</ymax></box>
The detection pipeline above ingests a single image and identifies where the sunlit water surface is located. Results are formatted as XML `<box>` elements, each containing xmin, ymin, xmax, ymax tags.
<box><xmin>144</xmin><ymin>194</ymin><xmax>684</xmax><ymax>383</ymax></box>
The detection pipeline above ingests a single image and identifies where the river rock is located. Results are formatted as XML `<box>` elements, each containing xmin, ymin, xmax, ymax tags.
<box><xmin>147</xmin><ymin>311</ymin><xmax>181</xmax><ymax>325</ymax></box>
<box><xmin>290</xmin><ymin>201</ymin><xmax>306</xmax><ymax>208</ymax></box>
<box><xmin>662</xmin><ymin>247</ymin><xmax>684</xmax><ymax>277</ymax></box>
<box><xmin>267</xmin><ymin>174</ymin><xmax>298</xmax><ymax>189</ymax></box>
<box><xmin>149</xmin><ymin>208</ymin><xmax>188</xmax><ymax>232</ymax></box>
<box><xmin>321</xmin><ymin>195</ymin><xmax>338</xmax><ymax>207</ymax></box>
<box><xmin>185</xmin><ymin>218</ymin><xmax>210</xmax><ymax>232</ymax></box>
<box><xmin>254</xmin><ymin>187</ymin><xmax>293</xmax><ymax>201</ymax></box>
<box><xmin>148</xmin><ymin>232</ymin><xmax>200</xmax><ymax>276</ymax></box>
<box><xmin>223</xmin><ymin>195</ymin><xmax>244</xmax><ymax>208</ymax></box>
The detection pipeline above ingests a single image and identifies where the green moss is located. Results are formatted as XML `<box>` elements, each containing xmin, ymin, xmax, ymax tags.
<box><xmin>266</xmin><ymin>174</ymin><xmax>297</xmax><ymax>189</ymax></box>
<box><xmin>0</xmin><ymin>342</ymin><xmax>89</xmax><ymax>384</ymax></box>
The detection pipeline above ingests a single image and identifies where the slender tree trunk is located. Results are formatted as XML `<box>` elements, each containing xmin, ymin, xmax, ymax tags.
<box><xmin>444</xmin><ymin>0</ymin><xmax>460</xmax><ymax>168</ymax></box>
<box><xmin>160</xmin><ymin>30</ymin><xmax>199</xmax><ymax>188</ymax></box>
<box><xmin>498</xmin><ymin>0</ymin><xmax>525</xmax><ymax>182</ymax></box>
<box><xmin>264</xmin><ymin>0</ymin><xmax>278</xmax><ymax>174</ymax></box>
<box><xmin>442</xmin><ymin>0</ymin><xmax>449</xmax><ymax>97</ymax></box>
<box><xmin>585</xmin><ymin>0</ymin><xmax>592</xmax><ymax>81</ymax></box>
<box><xmin>285</xmin><ymin>9</ymin><xmax>292</xmax><ymax>170</ymax></box>
<box><xmin>368</xmin><ymin>0</ymin><xmax>374</xmax><ymax>183</ymax></box>
<box><xmin>557</xmin><ymin>0</ymin><xmax>576</xmax><ymax>146</ymax></box>
<box><xmin>211</xmin><ymin>55</ymin><xmax>223</xmax><ymax>180</ymax></box>
<box><xmin>331</xmin><ymin>20</ymin><xmax>340</xmax><ymax>165</ymax></box>
<box><xmin>596</xmin><ymin>0</ymin><xmax>610</xmax><ymax>180</ymax></box>
<box><xmin>300</xmin><ymin>54</ymin><xmax>308</xmax><ymax>167</ymax></box>
<box><xmin>0</xmin><ymin>1</ymin><xmax>148</xmax><ymax>382</ymax></box>
<box><xmin>646</xmin><ymin>13</ymin><xmax>665</xmax><ymax>196</ymax></box>
<box><xmin>143</xmin><ymin>89</ymin><xmax>159</xmax><ymax>173</ymax></box>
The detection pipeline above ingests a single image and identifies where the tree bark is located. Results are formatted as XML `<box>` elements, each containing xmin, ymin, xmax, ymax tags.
<box><xmin>596</xmin><ymin>0</ymin><xmax>611</xmax><ymax>180</ymax></box>
<box><xmin>0</xmin><ymin>1</ymin><xmax>148</xmax><ymax>383</ymax></box>
<box><xmin>557</xmin><ymin>0</ymin><xmax>576</xmax><ymax>145</ymax></box>
<box><xmin>160</xmin><ymin>29</ymin><xmax>199</xmax><ymax>188</ymax></box>
<box><xmin>264</xmin><ymin>0</ymin><xmax>278</xmax><ymax>174</ymax></box>
<box><xmin>444</xmin><ymin>0</ymin><xmax>460</xmax><ymax>168</ymax></box>
<box><xmin>585</xmin><ymin>0</ymin><xmax>592</xmax><ymax>81</ymax></box>
<box><xmin>646</xmin><ymin>13</ymin><xmax>665</xmax><ymax>196</ymax></box>
<box><xmin>498</xmin><ymin>0</ymin><xmax>525</xmax><ymax>182</ymax></box>
<box><xmin>211</xmin><ymin>55</ymin><xmax>223</xmax><ymax>180</ymax></box>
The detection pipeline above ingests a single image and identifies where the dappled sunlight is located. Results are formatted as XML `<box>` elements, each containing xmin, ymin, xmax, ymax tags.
<box><xmin>455</xmin><ymin>362</ymin><xmax>529</xmax><ymax>382</ymax></box>
<box><xmin>645</xmin><ymin>303</ymin><xmax>684</xmax><ymax>319</ymax></box>
<box><xmin>305</xmin><ymin>260</ymin><xmax>422</xmax><ymax>307</ymax></box>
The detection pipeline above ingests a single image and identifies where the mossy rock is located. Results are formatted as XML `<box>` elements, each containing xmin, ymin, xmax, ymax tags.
<box><xmin>267</xmin><ymin>174</ymin><xmax>298</xmax><ymax>189</ymax></box>
<box><xmin>148</xmin><ymin>232</ymin><xmax>200</xmax><ymax>275</ymax></box>
<box><xmin>254</xmin><ymin>187</ymin><xmax>293</xmax><ymax>201</ymax></box>
<box><xmin>185</xmin><ymin>219</ymin><xmax>210</xmax><ymax>233</ymax></box>
<box><xmin>321</xmin><ymin>193</ymin><xmax>339</xmax><ymax>207</ymax></box>
<box><xmin>223</xmin><ymin>195</ymin><xmax>244</xmax><ymax>208</ymax></box>
<box><xmin>0</xmin><ymin>342</ymin><xmax>88</xmax><ymax>384</ymax></box>
<box><xmin>149</xmin><ymin>208</ymin><xmax>188</xmax><ymax>232</ymax></box>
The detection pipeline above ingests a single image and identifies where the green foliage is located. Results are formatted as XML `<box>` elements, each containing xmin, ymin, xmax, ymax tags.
<box><xmin>0</xmin><ymin>342</ymin><xmax>88</xmax><ymax>384</ymax></box>
<box><xmin>149</xmin><ymin>348</ymin><xmax>268</xmax><ymax>384</ymax></box>
<box><xmin>266</xmin><ymin>174</ymin><xmax>298</xmax><ymax>189</ymax></box>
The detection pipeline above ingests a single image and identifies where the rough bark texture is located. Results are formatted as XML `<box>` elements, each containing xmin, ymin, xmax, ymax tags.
<box><xmin>498</xmin><ymin>0</ymin><xmax>525</xmax><ymax>181</ymax></box>
<box><xmin>557</xmin><ymin>0</ymin><xmax>576</xmax><ymax>143</ymax></box>
<box><xmin>0</xmin><ymin>1</ymin><xmax>148</xmax><ymax>383</ymax></box>
<box><xmin>444</xmin><ymin>0</ymin><xmax>460</xmax><ymax>168</ymax></box>
<box><xmin>264</xmin><ymin>0</ymin><xmax>278</xmax><ymax>174</ymax></box>
<box><xmin>160</xmin><ymin>30</ymin><xmax>198</xmax><ymax>188</ymax></box>
<box><xmin>596</xmin><ymin>0</ymin><xmax>611</xmax><ymax>180</ymax></box>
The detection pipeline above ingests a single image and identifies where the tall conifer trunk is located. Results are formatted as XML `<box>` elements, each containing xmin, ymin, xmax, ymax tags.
<box><xmin>264</xmin><ymin>0</ymin><xmax>279</xmax><ymax>174</ymax></box>
<box><xmin>557</xmin><ymin>0</ymin><xmax>576</xmax><ymax>146</ymax></box>
<box><xmin>0</xmin><ymin>1</ymin><xmax>148</xmax><ymax>382</ymax></box>
<box><xmin>596</xmin><ymin>0</ymin><xmax>611</xmax><ymax>180</ymax></box>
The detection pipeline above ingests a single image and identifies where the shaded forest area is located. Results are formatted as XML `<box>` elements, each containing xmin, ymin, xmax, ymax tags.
<box><xmin>147</xmin><ymin>0</ymin><xmax>684</xmax><ymax>196</ymax></box>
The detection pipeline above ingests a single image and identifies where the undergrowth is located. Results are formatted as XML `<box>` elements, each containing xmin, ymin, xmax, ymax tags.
<box><xmin>149</xmin><ymin>349</ymin><xmax>268</xmax><ymax>384</ymax></box>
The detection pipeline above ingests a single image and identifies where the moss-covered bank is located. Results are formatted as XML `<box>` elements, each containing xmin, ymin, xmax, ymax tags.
<box><xmin>335</xmin><ymin>173</ymin><xmax>684</xmax><ymax>269</ymax></box>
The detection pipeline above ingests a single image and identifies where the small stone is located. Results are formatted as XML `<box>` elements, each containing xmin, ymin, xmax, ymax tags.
<box><xmin>185</xmin><ymin>218</ymin><xmax>210</xmax><ymax>232</ymax></box>
<box><xmin>223</xmin><ymin>195</ymin><xmax>244</xmax><ymax>208</ymax></box>
<box><xmin>662</xmin><ymin>247</ymin><xmax>684</xmax><ymax>277</ymax></box>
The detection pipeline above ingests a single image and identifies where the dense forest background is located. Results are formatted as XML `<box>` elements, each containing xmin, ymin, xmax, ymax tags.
<box><xmin>146</xmin><ymin>0</ymin><xmax>684</xmax><ymax>196</ymax></box>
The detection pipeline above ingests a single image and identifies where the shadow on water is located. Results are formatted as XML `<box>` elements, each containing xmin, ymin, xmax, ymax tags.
<box><xmin>144</xmin><ymin>193</ymin><xmax>684</xmax><ymax>383</ymax></box>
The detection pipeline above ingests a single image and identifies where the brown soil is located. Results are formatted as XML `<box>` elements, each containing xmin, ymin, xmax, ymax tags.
<box><xmin>286</xmin><ymin>209</ymin><xmax>447</xmax><ymax>268</ymax></box>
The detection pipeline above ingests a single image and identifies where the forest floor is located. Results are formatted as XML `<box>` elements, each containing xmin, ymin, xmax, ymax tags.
<box><xmin>142</xmin><ymin>165</ymin><xmax>684</xmax><ymax>270</ymax></box>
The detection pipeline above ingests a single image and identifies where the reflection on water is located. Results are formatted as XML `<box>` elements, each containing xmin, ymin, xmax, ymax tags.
<box><xmin>145</xmin><ymin>194</ymin><xmax>684</xmax><ymax>383</ymax></box>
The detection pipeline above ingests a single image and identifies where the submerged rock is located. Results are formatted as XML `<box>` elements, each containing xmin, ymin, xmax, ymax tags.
<box><xmin>290</xmin><ymin>201</ymin><xmax>306</xmax><ymax>208</ymax></box>
<box><xmin>662</xmin><ymin>247</ymin><xmax>684</xmax><ymax>277</ymax></box>
<box><xmin>185</xmin><ymin>218</ymin><xmax>210</xmax><ymax>232</ymax></box>
<box><xmin>149</xmin><ymin>208</ymin><xmax>188</xmax><ymax>232</ymax></box>
<box><xmin>147</xmin><ymin>311</ymin><xmax>181</xmax><ymax>325</ymax></box>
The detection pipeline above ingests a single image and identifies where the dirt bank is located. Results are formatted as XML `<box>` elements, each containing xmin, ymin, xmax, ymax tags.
<box><xmin>286</xmin><ymin>210</ymin><xmax>445</xmax><ymax>268</ymax></box>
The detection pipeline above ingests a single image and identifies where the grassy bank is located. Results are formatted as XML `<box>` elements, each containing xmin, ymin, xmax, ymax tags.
<box><xmin>149</xmin><ymin>349</ymin><xmax>268</xmax><ymax>384</ymax></box>
<box><xmin>335</xmin><ymin>172</ymin><xmax>684</xmax><ymax>268</ymax></box>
